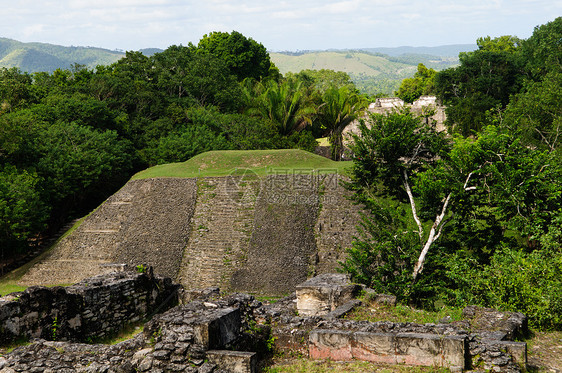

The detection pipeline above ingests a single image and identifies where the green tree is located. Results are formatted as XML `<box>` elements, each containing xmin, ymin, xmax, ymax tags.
<box><xmin>250</xmin><ymin>80</ymin><xmax>316</xmax><ymax>136</ymax></box>
<box><xmin>345</xmin><ymin>110</ymin><xmax>457</xmax><ymax>285</ymax></box>
<box><xmin>152</xmin><ymin>45</ymin><xmax>243</xmax><ymax>112</ymax></box>
<box><xmin>0</xmin><ymin>68</ymin><xmax>34</xmax><ymax>112</ymax></box>
<box><xmin>476</xmin><ymin>35</ymin><xmax>521</xmax><ymax>53</ymax></box>
<box><xmin>504</xmin><ymin>71</ymin><xmax>562</xmax><ymax>151</ymax></box>
<box><xmin>521</xmin><ymin>16</ymin><xmax>562</xmax><ymax>78</ymax></box>
<box><xmin>434</xmin><ymin>46</ymin><xmax>523</xmax><ymax>135</ymax></box>
<box><xmin>317</xmin><ymin>86</ymin><xmax>365</xmax><ymax>160</ymax></box>
<box><xmin>0</xmin><ymin>165</ymin><xmax>49</xmax><ymax>255</ymax></box>
<box><xmin>396</xmin><ymin>63</ymin><xmax>437</xmax><ymax>103</ymax></box>
<box><xmin>196</xmin><ymin>31</ymin><xmax>272</xmax><ymax>81</ymax></box>
<box><xmin>31</xmin><ymin>122</ymin><xmax>134</xmax><ymax>219</ymax></box>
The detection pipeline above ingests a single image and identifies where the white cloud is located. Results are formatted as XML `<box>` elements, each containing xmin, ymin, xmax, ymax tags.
<box><xmin>0</xmin><ymin>0</ymin><xmax>560</xmax><ymax>50</ymax></box>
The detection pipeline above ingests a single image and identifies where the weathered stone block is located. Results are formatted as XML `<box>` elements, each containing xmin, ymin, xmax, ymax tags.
<box><xmin>352</xmin><ymin>332</ymin><xmax>396</xmax><ymax>364</ymax></box>
<box><xmin>193</xmin><ymin>307</ymin><xmax>241</xmax><ymax>349</ymax></box>
<box><xmin>296</xmin><ymin>274</ymin><xmax>359</xmax><ymax>317</ymax></box>
<box><xmin>324</xmin><ymin>299</ymin><xmax>362</xmax><ymax>320</ymax></box>
<box><xmin>206</xmin><ymin>350</ymin><xmax>256</xmax><ymax>373</ymax></box>
<box><xmin>309</xmin><ymin>329</ymin><xmax>353</xmax><ymax>361</ymax></box>
<box><xmin>440</xmin><ymin>334</ymin><xmax>469</xmax><ymax>368</ymax></box>
<box><xmin>463</xmin><ymin>305</ymin><xmax>528</xmax><ymax>340</ymax></box>
<box><xmin>310</xmin><ymin>329</ymin><xmax>468</xmax><ymax>369</ymax></box>
<box><xmin>483</xmin><ymin>339</ymin><xmax>527</xmax><ymax>368</ymax></box>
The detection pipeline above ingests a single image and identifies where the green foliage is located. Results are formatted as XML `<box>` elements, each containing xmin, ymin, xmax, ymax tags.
<box><xmin>476</xmin><ymin>35</ymin><xmax>522</xmax><ymax>53</ymax></box>
<box><xmin>135</xmin><ymin>264</ymin><xmax>147</xmax><ymax>273</ymax></box>
<box><xmin>434</xmin><ymin>47</ymin><xmax>523</xmax><ymax>135</ymax></box>
<box><xmin>451</xmin><ymin>246</ymin><xmax>562</xmax><ymax>330</ymax></box>
<box><xmin>0</xmin><ymin>68</ymin><xmax>34</xmax><ymax>111</ymax></box>
<box><xmin>51</xmin><ymin>316</ymin><xmax>58</xmax><ymax>341</ymax></box>
<box><xmin>341</xmin><ymin>205</ymin><xmax>420</xmax><ymax>300</ymax></box>
<box><xmin>197</xmin><ymin>31</ymin><xmax>272</xmax><ymax>81</ymax></box>
<box><xmin>504</xmin><ymin>70</ymin><xmax>562</xmax><ymax>150</ymax></box>
<box><xmin>343</xmin><ymin>103</ymin><xmax>562</xmax><ymax>327</ymax></box>
<box><xmin>247</xmin><ymin>79</ymin><xmax>316</xmax><ymax>136</ymax></box>
<box><xmin>395</xmin><ymin>63</ymin><xmax>437</xmax><ymax>103</ymax></box>
<box><xmin>521</xmin><ymin>17</ymin><xmax>562</xmax><ymax>77</ymax></box>
<box><xmin>0</xmin><ymin>165</ymin><xmax>48</xmax><ymax>253</ymax></box>
<box><xmin>343</xmin><ymin>110</ymin><xmax>454</xmax><ymax>301</ymax></box>
<box><xmin>153</xmin><ymin>45</ymin><xmax>243</xmax><ymax>112</ymax></box>
<box><xmin>317</xmin><ymin>85</ymin><xmax>366</xmax><ymax>160</ymax></box>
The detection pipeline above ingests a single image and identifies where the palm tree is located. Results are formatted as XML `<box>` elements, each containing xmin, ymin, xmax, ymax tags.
<box><xmin>318</xmin><ymin>86</ymin><xmax>365</xmax><ymax>160</ymax></box>
<box><xmin>252</xmin><ymin>80</ymin><xmax>316</xmax><ymax>136</ymax></box>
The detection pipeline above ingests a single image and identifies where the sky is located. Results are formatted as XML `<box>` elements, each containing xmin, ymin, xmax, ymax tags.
<box><xmin>2</xmin><ymin>0</ymin><xmax>561</xmax><ymax>52</ymax></box>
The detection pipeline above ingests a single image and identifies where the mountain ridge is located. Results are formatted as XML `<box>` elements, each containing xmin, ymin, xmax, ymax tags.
<box><xmin>0</xmin><ymin>37</ymin><xmax>476</xmax><ymax>94</ymax></box>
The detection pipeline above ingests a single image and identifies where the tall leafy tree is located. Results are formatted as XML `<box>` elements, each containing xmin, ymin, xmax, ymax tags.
<box><xmin>317</xmin><ymin>86</ymin><xmax>365</xmax><ymax>160</ymax></box>
<box><xmin>0</xmin><ymin>68</ymin><xmax>34</xmax><ymax>112</ymax></box>
<box><xmin>0</xmin><ymin>165</ymin><xmax>48</xmax><ymax>255</ymax></box>
<box><xmin>250</xmin><ymin>80</ymin><xmax>316</xmax><ymax>136</ymax></box>
<box><xmin>152</xmin><ymin>45</ymin><xmax>243</xmax><ymax>112</ymax></box>
<box><xmin>521</xmin><ymin>16</ymin><xmax>562</xmax><ymax>78</ymax></box>
<box><xmin>196</xmin><ymin>31</ymin><xmax>272</xmax><ymax>81</ymax></box>
<box><xmin>434</xmin><ymin>38</ymin><xmax>523</xmax><ymax>135</ymax></box>
<box><xmin>396</xmin><ymin>63</ymin><xmax>437</xmax><ymax>103</ymax></box>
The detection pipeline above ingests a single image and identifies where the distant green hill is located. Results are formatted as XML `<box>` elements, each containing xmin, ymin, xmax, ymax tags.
<box><xmin>270</xmin><ymin>46</ymin><xmax>475</xmax><ymax>95</ymax></box>
<box><xmin>0</xmin><ymin>38</ymin><xmax>124</xmax><ymax>72</ymax></box>
<box><xmin>361</xmin><ymin>44</ymin><xmax>476</xmax><ymax>57</ymax></box>
<box><xmin>0</xmin><ymin>37</ymin><xmax>476</xmax><ymax>95</ymax></box>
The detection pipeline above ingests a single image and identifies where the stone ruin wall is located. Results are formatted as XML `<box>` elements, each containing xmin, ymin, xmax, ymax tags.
<box><xmin>0</xmin><ymin>271</ymin><xmax>530</xmax><ymax>372</ymax></box>
<box><xmin>0</xmin><ymin>268</ymin><xmax>178</xmax><ymax>345</ymax></box>
<box><xmin>19</xmin><ymin>173</ymin><xmax>363</xmax><ymax>296</ymax></box>
<box><xmin>342</xmin><ymin>95</ymin><xmax>447</xmax><ymax>147</ymax></box>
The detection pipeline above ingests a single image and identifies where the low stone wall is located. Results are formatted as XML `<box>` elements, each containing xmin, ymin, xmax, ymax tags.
<box><xmin>0</xmin><ymin>272</ymin><xmax>530</xmax><ymax>372</ymax></box>
<box><xmin>257</xmin><ymin>273</ymin><xmax>528</xmax><ymax>372</ymax></box>
<box><xmin>0</xmin><ymin>293</ymin><xmax>262</xmax><ymax>373</ymax></box>
<box><xmin>309</xmin><ymin>329</ymin><xmax>467</xmax><ymax>369</ymax></box>
<box><xmin>0</xmin><ymin>268</ymin><xmax>179</xmax><ymax>344</ymax></box>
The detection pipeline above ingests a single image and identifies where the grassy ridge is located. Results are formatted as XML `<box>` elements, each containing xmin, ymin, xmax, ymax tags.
<box><xmin>270</xmin><ymin>50</ymin><xmax>462</xmax><ymax>95</ymax></box>
<box><xmin>132</xmin><ymin>149</ymin><xmax>352</xmax><ymax>179</ymax></box>
<box><xmin>0</xmin><ymin>38</ymin><xmax>124</xmax><ymax>72</ymax></box>
<box><xmin>270</xmin><ymin>51</ymin><xmax>417</xmax><ymax>76</ymax></box>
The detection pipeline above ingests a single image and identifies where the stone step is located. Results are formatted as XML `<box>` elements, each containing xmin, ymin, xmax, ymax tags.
<box><xmin>178</xmin><ymin>178</ymin><xmax>257</xmax><ymax>290</ymax></box>
<box><xmin>18</xmin><ymin>259</ymin><xmax>115</xmax><ymax>286</ymax></box>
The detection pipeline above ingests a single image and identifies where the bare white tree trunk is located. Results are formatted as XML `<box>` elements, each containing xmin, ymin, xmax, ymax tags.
<box><xmin>409</xmin><ymin>172</ymin><xmax>475</xmax><ymax>282</ymax></box>
<box><xmin>412</xmin><ymin>193</ymin><xmax>452</xmax><ymax>281</ymax></box>
<box><xmin>402</xmin><ymin>169</ymin><xmax>423</xmax><ymax>240</ymax></box>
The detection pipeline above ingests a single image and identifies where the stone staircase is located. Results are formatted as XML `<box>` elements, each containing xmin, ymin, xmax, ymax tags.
<box><xmin>20</xmin><ymin>178</ymin><xmax>198</xmax><ymax>285</ymax></box>
<box><xmin>314</xmin><ymin>174</ymin><xmax>364</xmax><ymax>274</ymax></box>
<box><xmin>178</xmin><ymin>177</ymin><xmax>258</xmax><ymax>290</ymax></box>
<box><xmin>19</xmin><ymin>184</ymin><xmax>138</xmax><ymax>285</ymax></box>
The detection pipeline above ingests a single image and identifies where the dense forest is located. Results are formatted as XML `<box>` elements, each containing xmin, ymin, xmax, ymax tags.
<box><xmin>345</xmin><ymin>18</ymin><xmax>562</xmax><ymax>329</ymax></box>
<box><xmin>0</xmin><ymin>30</ymin><xmax>366</xmax><ymax>258</ymax></box>
<box><xmin>1</xmin><ymin>18</ymin><xmax>562</xmax><ymax>330</ymax></box>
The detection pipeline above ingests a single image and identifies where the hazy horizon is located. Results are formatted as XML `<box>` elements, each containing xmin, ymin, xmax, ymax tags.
<box><xmin>2</xmin><ymin>1</ymin><xmax>560</xmax><ymax>52</ymax></box>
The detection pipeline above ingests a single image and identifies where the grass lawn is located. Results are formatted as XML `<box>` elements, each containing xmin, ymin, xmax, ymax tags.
<box><xmin>265</xmin><ymin>359</ymin><xmax>451</xmax><ymax>372</ymax></box>
<box><xmin>132</xmin><ymin>149</ymin><xmax>352</xmax><ymax>179</ymax></box>
<box><xmin>345</xmin><ymin>302</ymin><xmax>464</xmax><ymax>325</ymax></box>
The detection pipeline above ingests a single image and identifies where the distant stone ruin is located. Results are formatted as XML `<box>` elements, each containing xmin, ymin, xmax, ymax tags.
<box><xmin>342</xmin><ymin>95</ymin><xmax>447</xmax><ymax>146</ymax></box>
